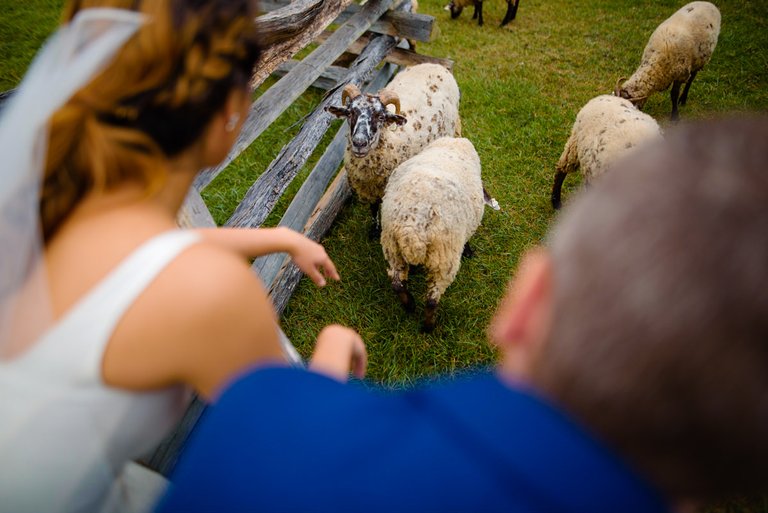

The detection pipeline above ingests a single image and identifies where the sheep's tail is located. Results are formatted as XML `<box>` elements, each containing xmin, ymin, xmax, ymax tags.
<box><xmin>397</xmin><ymin>226</ymin><xmax>428</xmax><ymax>265</ymax></box>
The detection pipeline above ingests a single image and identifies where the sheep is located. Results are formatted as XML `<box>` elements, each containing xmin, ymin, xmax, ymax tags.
<box><xmin>615</xmin><ymin>1</ymin><xmax>720</xmax><ymax>121</ymax></box>
<box><xmin>444</xmin><ymin>0</ymin><xmax>520</xmax><ymax>27</ymax></box>
<box><xmin>327</xmin><ymin>63</ymin><xmax>461</xmax><ymax>236</ymax></box>
<box><xmin>380</xmin><ymin>137</ymin><xmax>485</xmax><ymax>333</ymax></box>
<box><xmin>551</xmin><ymin>94</ymin><xmax>662</xmax><ymax>210</ymax></box>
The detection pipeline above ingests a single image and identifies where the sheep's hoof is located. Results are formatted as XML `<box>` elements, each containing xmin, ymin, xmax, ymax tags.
<box><xmin>402</xmin><ymin>296</ymin><xmax>416</xmax><ymax>314</ymax></box>
<box><xmin>393</xmin><ymin>284</ymin><xmax>415</xmax><ymax>313</ymax></box>
<box><xmin>462</xmin><ymin>243</ymin><xmax>474</xmax><ymax>259</ymax></box>
<box><xmin>368</xmin><ymin>223</ymin><xmax>381</xmax><ymax>240</ymax></box>
<box><xmin>422</xmin><ymin>299</ymin><xmax>438</xmax><ymax>333</ymax></box>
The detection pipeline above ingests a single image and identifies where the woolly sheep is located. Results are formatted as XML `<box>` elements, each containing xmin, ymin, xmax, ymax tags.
<box><xmin>327</xmin><ymin>65</ymin><xmax>461</xmax><ymax>236</ymax></box>
<box><xmin>381</xmin><ymin>137</ymin><xmax>484</xmax><ymax>332</ymax></box>
<box><xmin>615</xmin><ymin>1</ymin><xmax>720</xmax><ymax>120</ymax></box>
<box><xmin>444</xmin><ymin>0</ymin><xmax>520</xmax><ymax>27</ymax></box>
<box><xmin>551</xmin><ymin>94</ymin><xmax>662</xmax><ymax>210</ymax></box>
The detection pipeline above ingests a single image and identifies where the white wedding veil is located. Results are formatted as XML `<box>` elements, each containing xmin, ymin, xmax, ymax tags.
<box><xmin>0</xmin><ymin>8</ymin><xmax>144</xmax><ymax>357</ymax></box>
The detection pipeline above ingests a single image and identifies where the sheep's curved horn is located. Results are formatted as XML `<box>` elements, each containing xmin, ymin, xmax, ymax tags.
<box><xmin>342</xmin><ymin>83</ymin><xmax>362</xmax><ymax>106</ymax></box>
<box><xmin>378</xmin><ymin>90</ymin><xmax>401</xmax><ymax>115</ymax></box>
<box><xmin>614</xmin><ymin>77</ymin><xmax>628</xmax><ymax>97</ymax></box>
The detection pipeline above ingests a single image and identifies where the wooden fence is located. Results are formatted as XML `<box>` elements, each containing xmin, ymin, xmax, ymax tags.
<box><xmin>148</xmin><ymin>0</ymin><xmax>451</xmax><ymax>475</ymax></box>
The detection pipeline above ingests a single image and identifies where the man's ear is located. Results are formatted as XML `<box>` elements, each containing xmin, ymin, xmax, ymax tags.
<box><xmin>490</xmin><ymin>248</ymin><xmax>553</xmax><ymax>353</ymax></box>
<box><xmin>385</xmin><ymin>112</ymin><xmax>407</xmax><ymax>126</ymax></box>
<box><xmin>326</xmin><ymin>105</ymin><xmax>350</xmax><ymax>118</ymax></box>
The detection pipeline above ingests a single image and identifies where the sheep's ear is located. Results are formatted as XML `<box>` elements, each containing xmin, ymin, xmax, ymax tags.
<box><xmin>326</xmin><ymin>106</ymin><xmax>350</xmax><ymax>118</ymax></box>
<box><xmin>385</xmin><ymin>112</ymin><xmax>407</xmax><ymax>126</ymax></box>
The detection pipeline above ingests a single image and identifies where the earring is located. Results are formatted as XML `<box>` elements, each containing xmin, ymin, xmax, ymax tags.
<box><xmin>225</xmin><ymin>113</ymin><xmax>240</xmax><ymax>132</ymax></box>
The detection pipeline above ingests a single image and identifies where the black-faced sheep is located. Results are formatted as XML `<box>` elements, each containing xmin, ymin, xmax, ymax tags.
<box><xmin>327</xmin><ymin>63</ymin><xmax>461</xmax><ymax>236</ymax></box>
<box><xmin>615</xmin><ymin>1</ymin><xmax>721</xmax><ymax>121</ymax></box>
<box><xmin>552</xmin><ymin>95</ymin><xmax>662</xmax><ymax>210</ymax></box>
<box><xmin>381</xmin><ymin>137</ymin><xmax>485</xmax><ymax>332</ymax></box>
<box><xmin>444</xmin><ymin>0</ymin><xmax>520</xmax><ymax>27</ymax></box>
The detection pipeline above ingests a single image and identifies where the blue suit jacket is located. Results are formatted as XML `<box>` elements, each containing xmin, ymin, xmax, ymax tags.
<box><xmin>157</xmin><ymin>367</ymin><xmax>668</xmax><ymax>513</ymax></box>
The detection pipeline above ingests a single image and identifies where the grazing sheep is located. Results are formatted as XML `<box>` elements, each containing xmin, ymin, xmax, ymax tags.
<box><xmin>615</xmin><ymin>1</ymin><xmax>720</xmax><ymax>120</ymax></box>
<box><xmin>381</xmin><ymin>137</ymin><xmax>485</xmax><ymax>332</ymax></box>
<box><xmin>327</xmin><ymin>63</ymin><xmax>461</xmax><ymax>236</ymax></box>
<box><xmin>444</xmin><ymin>0</ymin><xmax>520</xmax><ymax>27</ymax></box>
<box><xmin>552</xmin><ymin>95</ymin><xmax>662</xmax><ymax>210</ymax></box>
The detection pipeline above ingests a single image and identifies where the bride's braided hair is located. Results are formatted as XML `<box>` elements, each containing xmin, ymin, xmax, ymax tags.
<box><xmin>41</xmin><ymin>0</ymin><xmax>260</xmax><ymax>240</ymax></box>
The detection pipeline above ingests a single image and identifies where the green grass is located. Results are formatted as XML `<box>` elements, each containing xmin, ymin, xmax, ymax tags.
<box><xmin>0</xmin><ymin>0</ymin><xmax>64</xmax><ymax>91</ymax></box>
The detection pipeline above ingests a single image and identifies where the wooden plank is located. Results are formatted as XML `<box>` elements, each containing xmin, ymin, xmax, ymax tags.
<box><xmin>176</xmin><ymin>188</ymin><xmax>216</xmax><ymax>229</ymax></box>
<box><xmin>269</xmin><ymin>171</ymin><xmax>352</xmax><ymax>316</ymax></box>
<box><xmin>253</xmin><ymin>61</ymin><xmax>399</xmax><ymax>287</ymax></box>
<box><xmin>194</xmin><ymin>0</ymin><xmax>354</xmax><ymax>191</ymax></box>
<box><xmin>262</xmin><ymin>0</ymin><xmax>434</xmax><ymax>42</ymax></box>
<box><xmin>146</xmin><ymin>396</ymin><xmax>207</xmax><ymax>476</ymax></box>
<box><xmin>255</xmin><ymin>0</ymin><xmax>327</xmax><ymax>47</ymax></box>
<box><xmin>333</xmin><ymin>5</ymin><xmax>436</xmax><ymax>42</ymax></box>
<box><xmin>225</xmin><ymin>33</ymin><xmax>398</xmax><ymax>229</ymax></box>
<box><xmin>249</xmin><ymin>0</ymin><xmax>354</xmax><ymax>89</ymax></box>
<box><xmin>273</xmin><ymin>61</ymin><xmax>349</xmax><ymax>91</ymax></box>
<box><xmin>317</xmin><ymin>31</ymin><xmax>454</xmax><ymax>71</ymax></box>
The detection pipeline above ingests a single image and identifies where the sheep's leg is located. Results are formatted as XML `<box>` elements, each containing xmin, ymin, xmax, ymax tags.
<box><xmin>670</xmin><ymin>80</ymin><xmax>683</xmax><ymax>121</ymax></box>
<box><xmin>462</xmin><ymin>242</ymin><xmax>474</xmax><ymax>259</ymax></box>
<box><xmin>679</xmin><ymin>70</ymin><xmax>698</xmax><ymax>106</ymax></box>
<box><xmin>552</xmin><ymin>135</ymin><xmax>577</xmax><ymax>210</ymax></box>
<box><xmin>500</xmin><ymin>0</ymin><xmax>519</xmax><ymax>26</ymax></box>
<box><xmin>474</xmin><ymin>0</ymin><xmax>483</xmax><ymax>26</ymax></box>
<box><xmin>389</xmin><ymin>261</ymin><xmax>415</xmax><ymax>314</ymax></box>
<box><xmin>422</xmin><ymin>248</ymin><xmax>461</xmax><ymax>333</ymax></box>
<box><xmin>551</xmin><ymin>170</ymin><xmax>567</xmax><ymax>210</ymax></box>
<box><xmin>368</xmin><ymin>200</ymin><xmax>381</xmax><ymax>240</ymax></box>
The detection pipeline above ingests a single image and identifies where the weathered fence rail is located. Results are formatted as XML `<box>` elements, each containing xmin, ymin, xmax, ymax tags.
<box><xmin>151</xmin><ymin>0</ymin><xmax>448</xmax><ymax>476</ymax></box>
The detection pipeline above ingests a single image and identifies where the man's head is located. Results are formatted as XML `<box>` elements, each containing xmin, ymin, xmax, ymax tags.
<box><xmin>491</xmin><ymin>116</ymin><xmax>768</xmax><ymax>504</ymax></box>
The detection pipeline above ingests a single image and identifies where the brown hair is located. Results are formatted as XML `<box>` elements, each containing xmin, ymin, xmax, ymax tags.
<box><xmin>537</xmin><ymin>116</ymin><xmax>768</xmax><ymax>502</ymax></box>
<box><xmin>41</xmin><ymin>0</ymin><xmax>261</xmax><ymax>240</ymax></box>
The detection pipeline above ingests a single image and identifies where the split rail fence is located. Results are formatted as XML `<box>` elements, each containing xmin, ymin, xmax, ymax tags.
<box><xmin>147</xmin><ymin>0</ymin><xmax>452</xmax><ymax>475</ymax></box>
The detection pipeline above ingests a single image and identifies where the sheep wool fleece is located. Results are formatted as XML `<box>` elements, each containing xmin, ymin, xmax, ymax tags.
<box><xmin>557</xmin><ymin>95</ymin><xmax>662</xmax><ymax>182</ymax></box>
<box><xmin>157</xmin><ymin>367</ymin><xmax>669</xmax><ymax>513</ymax></box>
<box><xmin>381</xmin><ymin>137</ymin><xmax>484</xmax><ymax>297</ymax></box>
<box><xmin>622</xmin><ymin>1</ymin><xmax>721</xmax><ymax>99</ymax></box>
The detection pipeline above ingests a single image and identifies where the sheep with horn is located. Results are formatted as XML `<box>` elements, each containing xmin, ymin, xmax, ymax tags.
<box><xmin>327</xmin><ymin>63</ymin><xmax>462</xmax><ymax>237</ymax></box>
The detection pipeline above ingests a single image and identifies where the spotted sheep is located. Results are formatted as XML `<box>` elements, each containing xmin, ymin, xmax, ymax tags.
<box><xmin>444</xmin><ymin>0</ymin><xmax>520</xmax><ymax>27</ymax></box>
<box><xmin>615</xmin><ymin>1</ymin><xmax>721</xmax><ymax>121</ymax></box>
<box><xmin>551</xmin><ymin>95</ymin><xmax>662</xmax><ymax>210</ymax></box>
<box><xmin>381</xmin><ymin>137</ymin><xmax>486</xmax><ymax>333</ymax></box>
<box><xmin>327</xmin><ymin>63</ymin><xmax>462</xmax><ymax>235</ymax></box>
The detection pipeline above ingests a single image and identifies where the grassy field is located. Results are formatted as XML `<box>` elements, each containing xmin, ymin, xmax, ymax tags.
<box><xmin>279</xmin><ymin>0</ymin><xmax>768</xmax><ymax>386</ymax></box>
<box><xmin>3</xmin><ymin>0</ymin><xmax>768</xmax><ymax>510</ymax></box>
<box><xmin>3</xmin><ymin>0</ymin><xmax>767</xmax><ymax>387</ymax></box>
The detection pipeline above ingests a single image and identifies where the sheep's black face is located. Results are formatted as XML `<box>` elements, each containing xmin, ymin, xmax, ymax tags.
<box><xmin>616</xmin><ymin>88</ymin><xmax>647</xmax><ymax>110</ymax></box>
<box><xmin>327</xmin><ymin>94</ymin><xmax>407</xmax><ymax>158</ymax></box>
<box><xmin>445</xmin><ymin>1</ymin><xmax>463</xmax><ymax>18</ymax></box>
